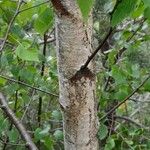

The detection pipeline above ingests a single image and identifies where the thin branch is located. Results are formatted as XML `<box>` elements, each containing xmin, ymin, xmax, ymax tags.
<box><xmin>21</xmin><ymin>90</ymin><xmax>35</xmax><ymax>122</ymax></box>
<box><xmin>81</xmin><ymin>0</ymin><xmax>122</xmax><ymax>69</ymax></box>
<box><xmin>131</xmin><ymin>99</ymin><xmax>150</xmax><ymax>103</ymax></box>
<box><xmin>115</xmin><ymin>105</ymin><xmax>146</xmax><ymax>130</ymax></box>
<box><xmin>0</xmin><ymin>75</ymin><xmax>58</xmax><ymax>97</ymax></box>
<box><xmin>0</xmin><ymin>137</ymin><xmax>25</xmax><ymax>147</ymax></box>
<box><xmin>18</xmin><ymin>0</ymin><xmax>49</xmax><ymax>14</ymax></box>
<box><xmin>39</xmin><ymin>37</ymin><xmax>55</xmax><ymax>45</ymax></box>
<box><xmin>100</xmin><ymin>73</ymin><xmax>150</xmax><ymax>121</ymax></box>
<box><xmin>0</xmin><ymin>0</ymin><xmax>23</xmax><ymax>52</ymax></box>
<box><xmin>0</xmin><ymin>93</ymin><xmax>38</xmax><ymax>150</ymax></box>
<box><xmin>114</xmin><ymin>115</ymin><xmax>148</xmax><ymax>129</ymax></box>
<box><xmin>37</xmin><ymin>33</ymin><xmax>47</xmax><ymax>148</ymax></box>
<box><xmin>2</xmin><ymin>88</ymin><xmax>20</xmax><ymax>150</ymax></box>
<box><xmin>82</xmin><ymin>17</ymin><xmax>146</xmax><ymax>70</ymax></box>
<box><xmin>81</xmin><ymin>27</ymin><xmax>114</xmax><ymax>69</ymax></box>
<box><xmin>38</xmin><ymin>33</ymin><xmax>47</xmax><ymax>127</ymax></box>
<box><xmin>115</xmin><ymin>131</ymin><xmax>136</xmax><ymax>150</ymax></box>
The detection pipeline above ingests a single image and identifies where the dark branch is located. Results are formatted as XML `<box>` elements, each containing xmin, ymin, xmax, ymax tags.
<box><xmin>38</xmin><ymin>33</ymin><xmax>47</xmax><ymax>129</ymax></box>
<box><xmin>100</xmin><ymin>73</ymin><xmax>150</xmax><ymax>121</ymax></box>
<box><xmin>18</xmin><ymin>0</ymin><xmax>49</xmax><ymax>14</ymax></box>
<box><xmin>0</xmin><ymin>75</ymin><xmax>58</xmax><ymax>97</ymax></box>
<box><xmin>114</xmin><ymin>115</ymin><xmax>149</xmax><ymax>129</ymax></box>
<box><xmin>0</xmin><ymin>93</ymin><xmax>38</xmax><ymax>150</ymax></box>
<box><xmin>81</xmin><ymin>27</ymin><xmax>114</xmax><ymax>69</ymax></box>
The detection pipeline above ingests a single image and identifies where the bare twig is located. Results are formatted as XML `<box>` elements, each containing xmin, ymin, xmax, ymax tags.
<box><xmin>0</xmin><ymin>137</ymin><xmax>25</xmax><ymax>147</ymax></box>
<box><xmin>0</xmin><ymin>0</ymin><xmax>23</xmax><ymax>52</ymax></box>
<box><xmin>115</xmin><ymin>105</ymin><xmax>146</xmax><ymax>130</ymax></box>
<box><xmin>39</xmin><ymin>37</ymin><xmax>55</xmax><ymax>45</ymax></box>
<box><xmin>81</xmin><ymin>27</ymin><xmax>114</xmax><ymax>69</ymax></box>
<box><xmin>18</xmin><ymin>0</ymin><xmax>49</xmax><ymax>14</ymax></box>
<box><xmin>0</xmin><ymin>74</ymin><xmax>58</xmax><ymax>97</ymax></box>
<box><xmin>114</xmin><ymin>115</ymin><xmax>149</xmax><ymax>129</ymax></box>
<box><xmin>100</xmin><ymin>73</ymin><xmax>150</xmax><ymax>121</ymax></box>
<box><xmin>0</xmin><ymin>93</ymin><xmax>38</xmax><ymax>150</ymax></box>
<box><xmin>21</xmin><ymin>90</ymin><xmax>35</xmax><ymax>121</ymax></box>
<box><xmin>37</xmin><ymin>33</ymin><xmax>47</xmax><ymax>148</ymax></box>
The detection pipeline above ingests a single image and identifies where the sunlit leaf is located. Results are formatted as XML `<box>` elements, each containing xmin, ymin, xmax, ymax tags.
<box><xmin>111</xmin><ymin>0</ymin><xmax>138</xmax><ymax>26</ymax></box>
<box><xmin>77</xmin><ymin>0</ymin><xmax>94</xmax><ymax>21</ymax></box>
<box><xmin>34</xmin><ymin>7</ymin><xmax>54</xmax><ymax>35</ymax></box>
<box><xmin>143</xmin><ymin>0</ymin><xmax>150</xmax><ymax>7</ymax></box>
<box><xmin>104</xmin><ymin>138</ymin><xmax>115</xmax><ymax>150</ymax></box>
<box><xmin>144</xmin><ymin>7</ymin><xmax>150</xmax><ymax>20</ymax></box>
<box><xmin>15</xmin><ymin>42</ymin><xmax>39</xmax><ymax>61</ymax></box>
<box><xmin>98</xmin><ymin>124</ymin><xmax>108</xmax><ymax>140</ymax></box>
<box><xmin>53</xmin><ymin>130</ymin><xmax>63</xmax><ymax>141</ymax></box>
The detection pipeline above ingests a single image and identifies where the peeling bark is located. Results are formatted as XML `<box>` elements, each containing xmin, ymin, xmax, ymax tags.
<box><xmin>52</xmin><ymin>0</ymin><xmax>99</xmax><ymax>149</ymax></box>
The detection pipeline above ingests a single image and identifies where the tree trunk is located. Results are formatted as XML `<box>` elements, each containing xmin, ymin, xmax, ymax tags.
<box><xmin>51</xmin><ymin>1</ymin><xmax>98</xmax><ymax>149</ymax></box>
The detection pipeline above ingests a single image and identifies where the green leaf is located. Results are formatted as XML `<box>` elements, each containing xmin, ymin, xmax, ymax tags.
<box><xmin>51</xmin><ymin>110</ymin><xmax>62</xmax><ymax>120</ymax></box>
<box><xmin>125</xmin><ymin>140</ymin><xmax>134</xmax><ymax>145</ymax></box>
<box><xmin>53</xmin><ymin>130</ymin><xmax>63</xmax><ymax>141</ymax></box>
<box><xmin>34</xmin><ymin>126</ymin><xmax>50</xmax><ymax>141</ymax></box>
<box><xmin>132</xmin><ymin>2</ymin><xmax>145</xmax><ymax>18</ymax></box>
<box><xmin>108</xmin><ymin>49</ymin><xmax>117</xmax><ymax>66</ymax></box>
<box><xmin>144</xmin><ymin>79</ymin><xmax>150</xmax><ymax>92</ymax></box>
<box><xmin>104</xmin><ymin>138</ymin><xmax>115</xmax><ymax>150</ymax></box>
<box><xmin>111</xmin><ymin>0</ymin><xmax>138</xmax><ymax>27</ymax></box>
<box><xmin>0</xmin><ymin>77</ymin><xmax>6</xmax><ymax>85</ymax></box>
<box><xmin>131</xmin><ymin>64</ymin><xmax>140</xmax><ymax>78</ymax></box>
<box><xmin>15</xmin><ymin>42</ymin><xmax>39</xmax><ymax>61</ymax></box>
<box><xmin>40</xmin><ymin>126</ymin><xmax>50</xmax><ymax>135</ymax></box>
<box><xmin>34</xmin><ymin>7</ymin><xmax>54</xmax><ymax>35</ymax></box>
<box><xmin>144</xmin><ymin>7</ymin><xmax>150</xmax><ymax>20</ymax></box>
<box><xmin>77</xmin><ymin>0</ymin><xmax>94</xmax><ymax>21</ymax></box>
<box><xmin>34</xmin><ymin>128</ymin><xmax>43</xmax><ymax>141</ymax></box>
<box><xmin>110</xmin><ymin>66</ymin><xmax>127</xmax><ymax>84</ymax></box>
<box><xmin>0</xmin><ymin>118</ymin><xmax>9</xmax><ymax>134</ymax></box>
<box><xmin>115</xmin><ymin>89</ymin><xmax>128</xmax><ymax>100</ymax></box>
<box><xmin>19</xmin><ymin>67</ymin><xmax>36</xmax><ymax>82</ymax></box>
<box><xmin>43</xmin><ymin>136</ymin><xmax>54</xmax><ymax>149</ymax></box>
<box><xmin>143</xmin><ymin>0</ymin><xmax>150</xmax><ymax>7</ymax></box>
<box><xmin>8</xmin><ymin>129</ymin><xmax>19</xmax><ymax>142</ymax></box>
<box><xmin>98</xmin><ymin>124</ymin><xmax>108</xmax><ymax>140</ymax></box>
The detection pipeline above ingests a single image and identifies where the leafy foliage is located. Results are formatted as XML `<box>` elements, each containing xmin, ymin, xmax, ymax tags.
<box><xmin>111</xmin><ymin>0</ymin><xmax>138</xmax><ymax>26</ymax></box>
<box><xmin>0</xmin><ymin>0</ymin><xmax>150</xmax><ymax>149</ymax></box>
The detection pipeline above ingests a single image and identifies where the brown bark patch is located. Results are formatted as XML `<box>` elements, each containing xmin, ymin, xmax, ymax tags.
<box><xmin>70</xmin><ymin>67</ymin><xmax>94</xmax><ymax>84</ymax></box>
<box><xmin>51</xmin><ymin>0</ymin><xmax>71</xmax><ymax>17</ymax></box>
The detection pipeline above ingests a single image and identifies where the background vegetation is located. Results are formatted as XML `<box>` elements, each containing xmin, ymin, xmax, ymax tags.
<box><xmin>0</xmin><ymin>0</ymin><xmax>150</xmax><ymax>149</ymax></box>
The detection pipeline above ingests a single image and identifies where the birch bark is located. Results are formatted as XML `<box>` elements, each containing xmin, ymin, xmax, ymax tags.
<box><xmin>51</xmin><ymin>1</ymin><xmax>99</xmax><ymax>149</ymax></box>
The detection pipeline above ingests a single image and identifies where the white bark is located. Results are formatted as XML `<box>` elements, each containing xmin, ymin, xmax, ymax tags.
<box><xmin>53</xmin><ymin>0</ymin><xmax>99</xmax><ymax>149</ymax></box>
